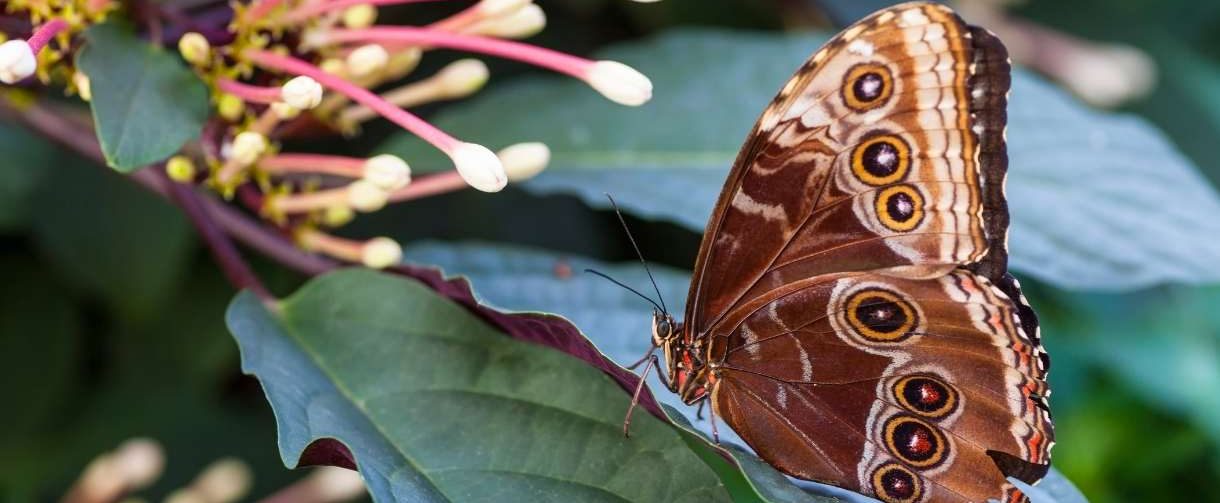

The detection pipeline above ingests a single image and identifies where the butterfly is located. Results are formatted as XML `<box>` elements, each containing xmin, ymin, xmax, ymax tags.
<box><xmin>629</xmin><ymin>2</ymin><xmax>1053</xmax><ymax>502</ymax></box>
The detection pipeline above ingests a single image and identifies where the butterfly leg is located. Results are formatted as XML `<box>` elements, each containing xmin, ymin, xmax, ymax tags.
<box><xmin>625</xmin><ymin>346</ymin><xmax>656</xmax><ymax>370</ymax></box>
<box><xmin>695</xmin><ymin>399</ymin><xmax>706</xmax><ymax>420</ymax></box>
<box><xmin>622</xmin><ymin>347</ymin><xmax>657</xmax><ymax>438</ymax></box>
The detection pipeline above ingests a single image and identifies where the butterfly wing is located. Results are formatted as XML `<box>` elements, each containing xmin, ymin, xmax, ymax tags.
<box><xmin>713</xmin><ymin>270</ymin><xmax>1050</xmax><ymax>502</ymax></box>
<box><xmin>687</xmin><ymin>2</ymin><xmax>1000</xmax><ymax>338</ymax></box>
<box><xmin>681</xmin><ymin>2</ymin><xmax>1053</xmax><ymax>502</ymax></box>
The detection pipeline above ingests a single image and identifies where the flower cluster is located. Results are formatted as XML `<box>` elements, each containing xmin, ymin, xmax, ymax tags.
<box><xmin>1</xmin><ymin>0</ymin><xmax>656</xmax><ymax>268</ymax></box>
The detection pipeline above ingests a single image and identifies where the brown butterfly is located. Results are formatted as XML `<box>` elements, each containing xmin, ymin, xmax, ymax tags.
<box><xmin>628</xmin><ymin>2</ymin><xmax>1053</xmax><ymax>502</ymax></box>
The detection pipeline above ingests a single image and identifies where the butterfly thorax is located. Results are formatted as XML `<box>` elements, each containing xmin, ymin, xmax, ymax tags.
<box><xmin>652</xmin><ymin>312</ymin><xmax>711</xmax><ymax>404</ymax></box>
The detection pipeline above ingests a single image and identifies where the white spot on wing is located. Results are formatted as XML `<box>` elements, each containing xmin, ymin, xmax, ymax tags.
<box><xmin>731</xmin><ymin>191</ymin><xmax>788</xmax><ymax>223</ymax></box>
<box><xmin>847</xmin><ymin>39</ymin><xmax>874</xmax><ymax>57</ymax></box>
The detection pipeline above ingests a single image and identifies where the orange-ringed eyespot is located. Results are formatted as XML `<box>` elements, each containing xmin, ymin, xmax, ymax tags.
<box><xmin>883</xmin><ymin>415</ymin><xmax>948</xmax><ymax>468</ymax></box>
<box><xmin>893</xmin><ymin>375</ymin><xmax>958</xmax><ymax>419</ymax></box>
<box><xmin>851</xmin><ymin>134</ymin><xmax>911</xmax><ymax>186</ymax></box>
<box><xmin>871</xmin><ymin>463</ymin><xmax>923</xmax><ymax>503</ymax></box>
<box><xmin>846</xmin><ymin>288</ymin><xmax>918</xmax><ymax>342</ymax></box>
<box><xmin>843</xmin><ymin>63</ymin><xmax>894</xmax><ymax>111</ymax></box>
<box><xmin>875</xmin><ymin>184</ymin><xmax>924</xmax><ymax>232</ymax></box>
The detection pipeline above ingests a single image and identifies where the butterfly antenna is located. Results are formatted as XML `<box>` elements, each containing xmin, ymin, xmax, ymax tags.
<box><xmin>605</xmin><ymin>193</ymin><xmax>669</xmax><ymax>315</ymax></box>
<box><xmin>585</xmin><ymin>269</ymin><xmax>665</xmax><ymax>313</ymax></box>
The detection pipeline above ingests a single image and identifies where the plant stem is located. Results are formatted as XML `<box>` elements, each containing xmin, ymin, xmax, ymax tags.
<box><xmin>163</xmin><ymin>169</ymin><xmax>273</xmax><ymax>301</ymax></box>
<box><xmin>0</xmin><ymin>100</ymin><xmax>339</xmax><ymax>284</ymax></box>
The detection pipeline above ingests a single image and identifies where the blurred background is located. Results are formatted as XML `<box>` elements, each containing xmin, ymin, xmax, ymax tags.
<box><xmin>3</xmin><ymin>0</ymin><xmax>1219</xmax><ymax>501</ymax></box>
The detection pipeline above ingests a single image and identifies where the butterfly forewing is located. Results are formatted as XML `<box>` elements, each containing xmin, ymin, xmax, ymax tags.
<box><xmin>672</xmin><ymin>2</ymin><xmax>1053</xmax><ymax>502</ymax></box>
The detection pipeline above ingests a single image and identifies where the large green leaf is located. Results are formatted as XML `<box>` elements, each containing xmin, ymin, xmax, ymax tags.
<box><xmin>379</xmin><ymin>29</ymin><xmax>1220</xmax><ymax>291</ymax></box>
<box><xmin>400</xmin><ymin>241</ymin><xmax>1087</xmax><ymax>503</ymax></box>
<box><xmin>77</xmin><ymin>22</ymin><xmax>209</xmax><ymax>172</ymax></box>
<box><xmin>225</xmin><ymin>269</ymin><xmax>729</xmax><ymax>502</ymax></box>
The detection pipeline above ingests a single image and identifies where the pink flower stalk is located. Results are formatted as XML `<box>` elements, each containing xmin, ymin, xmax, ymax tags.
<box><xmin>314</xmin><ymin>27</ymin><xmax>653</xmax><ymax>105</ymax></box>
<box><xmin>283</xmin><ymin>0</ymin><xmax>443</xmax><ymax>25</ymax></box>
<box><xmin>247</xmin><ymin>49</ymin><xmax>457</xmax><ymax>151</ymax></box>
<box><xmin>388</xmin><ymin>171</ymin><xmax>467</xmax><ymax>202</ymax></box>
<box><xmin>244</xmin><ymin>0</ymin><xmax>286</xmax><ymax>24</ymax></box>
<box><xmin>261</xmin><ymin>153</ymin><xmax>366</xmax><ymax>176</ymax></box>
<box><xmin>321</xmin><ymin>27</ymin><xmax>590</xmax><ymax>79</ymax></box>
<box><xmin>217</xmin><ymin>78</ymin><xmax>282</xmax><ymax>104</ymax></box>
<box><xmin>28</xmin><ymin>19</ymin><xmax>69</xmax><ymax>53</ymax></box>
<box><xmin>246</xmin><ymin>49</ymin><xmax>507</xmax><ymax>191</ymax></box>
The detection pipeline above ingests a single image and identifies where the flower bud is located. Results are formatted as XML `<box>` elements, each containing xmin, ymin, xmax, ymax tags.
<box><xmin>498</xmin><ymin>142</ymin><xmax>549</xmax><ymax>182</ymax></box>
<box><xmin>385</xmin><ymin>47</ymin><xmax>422</xmax><ymax>78</ymax></box>
<box><xmin>450</xmin><ymin>142</ymin><xmax>507</xmax><ymax>192</ymax></box>
<box><xmin>73</xmin><ymin>71</ymin><xmax>91</xmax><ymax>101</ymax></box>
<box><xmin>111</xmin><ymin>438</ymin><xmax>164</xmax><ymax>490</ymax></box>
<box><xmin>166</xmin><ymin>156</ymin><xmax>197</xmax><ymax>183</ymax></box>
<box><xmin>0</xmin><ymin>40</ymin><xmax>36</xmax><ymax>84</ymax></box>
<box><xmin>585</xmin><ymin>60</ymin><xmax>652</xmax><ymax>106</ymax></box>
<box><xmin>323</xmin><ymin>205</ymin><xmax>355</xmax><ymax>226</ymax></box>
<box><xmin>346</xmin><ymin>44</ymin><xmax>388</xmax><ymax>78</ymax></box>
<box><xmin>192</xmin><ymin>459</ymin><xmax>252</xmax><ymax>503</ymax></box>
<box><xmin>320</xmin><ymin>58</ymin><xmax>347</xmax><ymax>77</ymax></box>
<box><xmin>178</xmin><ymin>32</ymin><xmax>211</xmax><ymax>66</ymax></box>
<box><xmin>280</xmin><ymin>75</ymin><xmax>323</xmax><ymax>110</ymax></box>
<box><xmin>361</xmin><ymin>237</ymin><xmax>402</xmax><ymax>269</ymax></box>
<box><xmin>479</xmin><ymin>0</ymin><xmax>530</xmax><ymax>17</ymax></box>
<box><xmin>474</xmin><ymin>4</ymin><xmax>545</xmax><ymax>39</ymax></box>
<box><xmin>342</xmin><ymin>3</ymin><xmax>378</xmax><ymax>28</ymax></box>
<box><xmin>217</xmin><ymin>93</ymin><xmax>246</xmax><ymax>121</ymax></box>
<box><xmin>435</xmin><ymin>59</ymin><xmax>489</xmax><ymax>98</ymax></box>
<box><xmin>230</xmin><ymin>132</ymin><xmax>268</xmax><ymax>166</ymax></box>
<box><xmin>362</xmin><ymin>154</ymin><xmax>411</xmax><ymax>191</ymax></box>
<box><xmin>346</xmin><ymin>180</ymin><xmax>389</xmax><ymax>212</ymax></box>
<box><xmin>270</xmin><ymin>102</ymin><xmax>301</xmax><ymax>119</ymax></box>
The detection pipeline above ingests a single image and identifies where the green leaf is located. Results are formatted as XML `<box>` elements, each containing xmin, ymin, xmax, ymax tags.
<box><xmin>31</xmin><ymin>157</ymin><xmax>193</xmax><ymax>320</ymax></box>
<box><xmin>225</xmin><ymin>269</ymin><xmax>730</xmax><ymax>502</ymax></box>
<box><xmin>399</xmin><ymin>241</ymin><xmax>1085</xmax><ymax>503</ymax></box>
<box><xmin>77</xmin><ymin>22</ymin><xmax>208</xmax><ymax>172</ymax></box>
<box><xmin>379</xmin><ymin>29</ymin><xmax>1220</xmax><ymax>291</ymax></box>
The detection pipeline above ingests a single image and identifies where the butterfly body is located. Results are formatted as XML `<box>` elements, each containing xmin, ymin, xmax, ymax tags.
<box><xmin>650</xmin><ymin>3</ymin><xmax>1053</xmax><ymax>502</ymax></box>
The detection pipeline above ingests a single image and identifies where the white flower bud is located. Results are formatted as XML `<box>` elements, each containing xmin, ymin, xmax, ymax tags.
<box><xmin>342</xmin><ymin>3</ymin><xmax>378</xmax><ymax>28</ymax></box>
<box><xmin>0</xmin><ymin>40</ymin><xmax>36</xmax><ymax>84</ymax></box>
<box><xmin>585</xmin><ymin>60</ymin><xmax>652</xmax><ymax>106</ymax></box>
<box><xmin>111</xmin><ymin>438</ymin><xmax>164</xmax><ymax>490</ymax></box>
<box><xmin>306</xmin><ymin>467</ymin><xmax>367</xmax><ymax>501</ymax></box>
<box><xmin>323</xmin><ymin>205</ymin><xmax>355</xmax><ymax>226</ymax></box>
<box><xmin>435</xmin><ymin>59</ymin><xmax>489</xmax><ymax>98</ymax></box>
<box><xmin>270</xmin><ymin>102</ymin><xmax>301</xmax><ymax>119</ymax></box>
<box><xmin>478</xmin><ymin>0</ymin><xmax>530</xmax><ymax>17</ymax></box>
<box><xmin>362</xmin><ymin>154</ymin><xmax>411</xmax><ymax>191</ymax></box>
<box><xmin>361</xmin><ymin>237</ymin><xmax>402</xmax><ymax>269</ymax></box>
<box><xmin>346</xmin><ymin>180</ymin><xmax>389</xmax><ymax>212</ymax></box>
<box><xmin>230</xmin><ymin>132</ymin><xmax>268</xmax><ymax>166</ymax></box>
<box><xmin>473</xmin><ymin>4</ymin><xmax>545</xmax><ymax>39</ymax></box>
<box><xmin>498</xmin><ymin>142</ymin><xmax>549</xmax><ymax>182</ymax></box>
<box><xmin>450</xmin><ymin>142</ymin><xmax>507</xmax><ymax>192</ymax></box>
<box><xmin>280</xmin><ymin>75</ymin><xmax>323</xmax><ymax>110</ymax></box>
<box><xmin>319</xmin><ymin>58</ymin><xmax>347</xmax><ymax>77</ymax></box>
<box><xmin>346</xmin><ymin>44</ymin><xmax>388</xmax><ymax>78</ymax></box>
<box><xmin>192</xmin><ymin>459</ymin><xmax>252</xmax><ymax>503</ymax></box>
<box><xmin>385</xmin><ymin>47</ymin><xmax>422</xmax><ymax>78</ymax></box>
<box><xmin>178</xmin><ymin>32</ymin><xmax>211</xmax><ymax>66</ymax></box>
<box><xmin>73</xmin><ymin>71</ymin><xmax>91</xmax><ymax>101</ymax></box>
